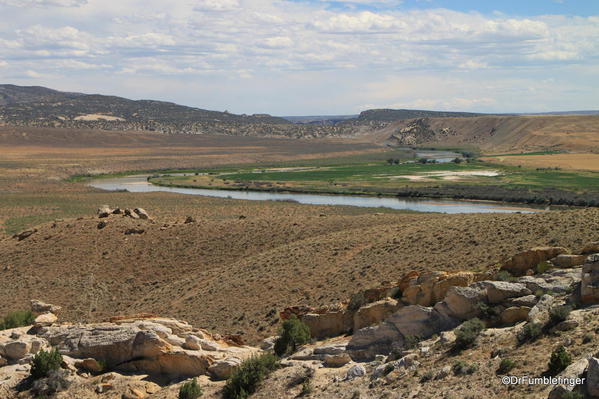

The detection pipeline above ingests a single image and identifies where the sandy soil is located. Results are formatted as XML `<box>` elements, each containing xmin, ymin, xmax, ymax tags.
<box><xmin>482</xmin><ymin>152</ymin><xmax>599</xmax><ymax>171</ymax></box>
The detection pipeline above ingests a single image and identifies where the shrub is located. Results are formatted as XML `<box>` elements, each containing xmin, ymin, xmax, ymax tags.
<box><xmin>0</xmin><ymin>310</ymin><xmax>35</xmax><ymax>330</ymax></box>
<box><xmin>497</xmin><ymin>358</ymin><xmax>516</xmax><ymax>374</ymax></box>
<box><xmin>561</xmin><ymin>392</ymin><xmax>583</xmax><ymax>399</ymax></box>
<box><xmin>583</xmin><ymin>333</ymin><xmax>594</xmax><ymax>344</ymax></box>
<box><xmin>494</xmin><ymin>271</ymin><xmax>517</xmax><ymax>282</ymax></box>
<box><xmin>477</xmin><ymin>302</ymin><xmax>500</xmax><ymax>319</ymax></box>
<box><xmin>452</xmin><ymin>361</ymin><xmax>478</xmax><ymax>376</ymax></box>
<box><xmin>536</xmin><ymin>261</ymin><xmax>552</xmax><ymax>274</ymax></box>
<box><xmin>547</xmin><ymin>346</ymin><xmax>571</xmax><ymax>376</ymax></box>
<box><xmin>274</xmin><ymin>315</ymin><xmax>310</xmax><ymax>357</ymax></box>
<box><xmin>31</xmin><ymin>348</ymin><xmax>63</xmax><ymax>380</ymax></box>
<box><xmin>454</xmin><ymin>318</ymin><xmax>485</xmax><ymax>351</ymax></box>
<box><xmin>179</xmin><ymin>378</ymin><xmax>203</xmax><ymax>399</ymax></box>
<box><xmin>403</xmin><ymin>335</ymin><xmax>421</xmax><ymax>350</ymax></box>
<box><xmin>548</xmin><ymin>305</ymin><xmax>572</xmax><ymax>328</ymax></box>
<box><xmin>31</xmin><ymin>369</ymin><xmax>71</xmax><ymax>397</ymax></box>
<box><xmin>222</xmin><ymin>353</ymin><xmax>279</xmax><ymax>399</ymax></box>
<box><xmin>517</xmin><ymin>322</ymin><xmax>543</xmax><ymax>344</ymax></box>
<box><xmin>419</xmin><ymin>370</ymin><xmax>434</xmax><ymax>382</ymax></box>
<box><xmin>299</xmin><ymin>380</ymin><xmax>313</xmax><ymax>396</ymax></box>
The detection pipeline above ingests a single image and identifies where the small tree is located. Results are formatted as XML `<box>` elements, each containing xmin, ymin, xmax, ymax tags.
<box><xmin>548</xmin><ymin>346</ymin><xmax>571</xmax><ymax>376</ymax></box>
<box><xmin>31</xmin><ymin>348</ymin><xmax>63</xmax><ymax>380</ymax></box>
<box><xmin>497</xmin><ymin>359</ymin><xmax>516</xmax><ymax>375</ymax></box>
<box><xmin>548</xmin><ymin>305</ymin><xmax>572</xmax><ymax>328</ymax></box>
<box><xmin>222</xmin><ymin>353</ymin><xmax>279</xmax><ymax>399</ymax></box>
<box><xmin>274</xmin><ymin>315</ymin><xmax>311</xmax><ymax>357</ymax></box>
<box><xmin>179</xmin><ymin>378</ymin><xmax>203</xmax><ymax>399</ymax></box>
<box><xmin>454</xmin><ymin>318</ymin><xmax>485</xmax><ymax>351</ymax></box>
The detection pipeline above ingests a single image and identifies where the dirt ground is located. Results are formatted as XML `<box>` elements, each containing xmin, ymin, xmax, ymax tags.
<box><xmin>1</xmin><ymin>128</ymin><xmax>599</xmax><ymax>345</ymax></box>
<box><xmin>481</xmin><ymin>152</ymin><xmax>599</xmax><ymax>171</ymax></box>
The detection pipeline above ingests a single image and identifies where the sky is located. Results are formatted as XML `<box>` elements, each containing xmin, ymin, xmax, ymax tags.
<box><xmin>0</xmin><ymin>0</ymin><xmax>597</xmax><ymax>115</ymax></box>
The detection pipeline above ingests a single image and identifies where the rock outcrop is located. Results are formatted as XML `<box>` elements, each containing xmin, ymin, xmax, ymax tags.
<box><xmin>501</xmin><ymin>247</ymin><xmax>568</xmax><ymax>276</ymax></box>
<box><xmin>581</xmin><ymin>254</ymin><xmax>599</xmax><ymax>305</ymax></box>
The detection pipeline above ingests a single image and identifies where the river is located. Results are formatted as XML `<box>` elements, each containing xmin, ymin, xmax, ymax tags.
<box><xmin>88</xmin><ymin>175</ymin><xmax>542</xmax><ymax>214</ymax></box>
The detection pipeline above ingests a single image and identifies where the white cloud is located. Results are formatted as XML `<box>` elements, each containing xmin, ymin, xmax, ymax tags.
<box><xmin>194</xmin><ymin>0</ymin><xmax>240</xmax><ymax>12</ymax></box>
<box><xmin>0</xmin><ymin>0</ymin><xmax>86</xmax><ymax>7</ymax></box>
<box><xmin>0</xmin><ymin>0</ymin><xmax>597</xmax><ymax>113</ymax></box>
<box><xmin>0</xmin><ymin>60</ymin><xmax>7</xmax><ymax>67</ymax></box>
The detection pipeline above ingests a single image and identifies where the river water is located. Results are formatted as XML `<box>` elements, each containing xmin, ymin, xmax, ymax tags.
<box><xmin>88</xmin><ymin>175</ymin><xmax>541</xmax><ymax>214</ymax></box>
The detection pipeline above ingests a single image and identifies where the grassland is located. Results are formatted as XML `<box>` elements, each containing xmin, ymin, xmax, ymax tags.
<box><xmin>149</xmin><ymin>158</ymin><xmax>599</xmax><ymax>206</ymax></box>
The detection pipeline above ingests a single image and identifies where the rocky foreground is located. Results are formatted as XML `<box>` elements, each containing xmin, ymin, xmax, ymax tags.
<box><xmin>2</xmin><ymin>242</ymin><xmax>599</xmax><ymax>398</ymax></box>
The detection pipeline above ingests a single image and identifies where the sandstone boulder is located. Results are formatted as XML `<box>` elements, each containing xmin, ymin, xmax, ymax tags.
<box><xmin>97</xmin><ymin>205</ymin><xmax>112</xmax><ymax>218</ymax></box>
<box><xmin>118</xmin><ymin>351</ymin><xmax>214</xmax><ymax>377</ymax></box>
<box><xmin>581</xmin><ymin>255</ymin><xmax>599</xmax><ymax>305</ymax></box>
<box><xmin>587</xmin><ymin>357</ymin><xmax>599</xmax><ymax>397</ymax></box>
<box><xmin>301</xmin><ymin>311</ymin><xmax>351</xmax><ymax>339</ymax></box>
<box><xmin>39</xmin><ymin>324</ymin><xmax>171</xmax><ymax>367</ymax></box>
<box><xmin>431</xmin><ymin>272</ymin><xmax>476</xmax><ymax>304</ymax></box>
<box><xmin>527</xmin><ymin>294</ymin><xmax>555</xmax><ymax>324</ymax></box>
<box><xmin>13</xmin><ymin>229</ymin><xmax>37</xmax><ymax>241</ymax></box>
<box><xmin>480</xmin><ymin>281</ymin><xmax>531</xmax><ymax>304</ymax></box>
<box><xmin>500</xmin><ymin>306</ymin><xmax>531</xmax><ymax>325</ymax></box>
<box><xmin>551</xmin><ymin>254</ymin><xmax>587</xmax><ymax>268</ymax></box>
<box><xmin>345</xmin><ymin>364</ymin><xmax>366</xmax><ymax>380</ymax></box>
<box><xmin>323</xmin><ymin>353</ymin><xmax>351</xmax><ymax>368</ymax></box>
<box><xmin>347</xmin><ymin>305</ymin><xmax>457</xmax><ymax>361</ymax></box>
<box><xmin>34</xmin><ymin>313</ymin><xmax>57</xmax><ymax>327</ymax></box>
<box><xmin>353</xmin><ymin>298</ymin><xmax>399</xmax><ymax>331</ymax></box>
<box><xmin>75</xmin><ymin>358</ymin><xmax>104</xmax><ymax>373</ymax></box>
<box><xmin>31</xmin><ymin>300</ymin><xmax>61</xmax><ymax>314</ymax></box>
<box><xmin>442</xmin><ymin>286</ymin><xmax>486</xmax><ymax>320</ymax></box>
<box><xmin>208</xmin><ymin>357</ymin><xmax>242</xmax><ymax>380</ymax></box>
<box><xmin>548</xmin><ymin>357</ymin><xmax>588</xmax><ymax>399</ymax></box>
<box><xmin>3</xmin><ymin>341</ymin><xmax>29</xmax><ymax>360</ymax></box>
<box><xmin>503</xmin><ymin>294</ymin><xmax>538</xmax><ymax>308</ymax></box>
<box><xmin>313</xmin><ymin>344</ymin><xmax>347</xmax><ymax>356</ymax></box>
<box><xmin>134</xmin><ymin>208</ymin><xmax>150</xmax><ymax>220</ymax></box>
<box><xmin>581</xmin><ymin>242</ymin><xmax>599</xmax><ymax>255</ymax></box>
<box><xmin>501</xmin><ymin>247</ymin><xmax>569</xmax><ymax>276</ymax></box>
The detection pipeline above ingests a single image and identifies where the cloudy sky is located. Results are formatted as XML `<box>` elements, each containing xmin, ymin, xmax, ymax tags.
<box><xmin>0</xmin><ymin>0</ymin><xmax>597</xmax><ymax>115</ymax></box>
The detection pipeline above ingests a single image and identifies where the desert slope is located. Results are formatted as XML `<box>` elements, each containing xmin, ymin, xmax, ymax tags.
<box><xmin>367</xmin><ymin>114</ymin><xmax>599</xmax><ymax>153</ymax></box>
<box><xmin>2</xmin><ymin>203</ymin><xmax>598</xmax><ymax>344</ymax></box>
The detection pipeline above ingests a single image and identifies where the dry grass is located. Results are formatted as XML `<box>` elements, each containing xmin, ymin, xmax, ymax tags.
<box><xmin>482</xmin><ymin>152</ymin><xmax>599</xmax><ymax>171</ymax></box>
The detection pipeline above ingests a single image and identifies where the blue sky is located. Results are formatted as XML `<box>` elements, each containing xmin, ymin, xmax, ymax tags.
<box><xmin>0</xmin><ymin>0</ymin><xmax>597</xmax><ymax>115</ymax></box>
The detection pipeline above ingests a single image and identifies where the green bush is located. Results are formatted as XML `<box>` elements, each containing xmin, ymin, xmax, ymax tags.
<box><xmin>561</xmin><ymin>391</ymin><xmax>583</xmax><ymax>399</ymax></box>
<box><xmin>222</xmin><ymin>353</ymin><xmax>279</xmax><ymax>399</ymax></box>
<box><xmin>548</xmin><ymin>305</ymin><xmax>572</xmax><ymax>327</ymax></box>
<box><xmin>548</xmin><ymin>346</ymin><xmax>571</xmax><ymax>376</ymax></box>
<box><xmin>299</xmin><ymin>380</ymin><xmax>313</xmax><ymax>396</ymax></box>
<box><xmin>0</xmin><ymin>310</ymin><xmax>35</xmax><ymax>330</ymax></box>
<box><xmin>494</xmin><ymin>271</ymin><xmax>517</xmax><ymax>282</ymax></box>
<box><xmin>419</xmin><ymin>370</ymin><xmax>434</xmax><ymax>382</ymax></box>
<box><xmin>452</xmin><ymin>361</ymin><xmax>478</xmax><ymax>376</ymax></box>
<box><xmin>497</xmin><ymin>358</ymin><xmax>516</xmax><ymax>374</ymax></box>
<box><xmin>477</xmin><ymin>302</ymin><xmax>500</xmax><ymax>319</ymax></box>
<box><xmin>274</xmin><ymin>315</ymin><xmax>311</xmax><ymax>357</ymax></box>
<box><xmin>31</xmin><ymin>348</ymin><xmax>63</xmax><ymax>380</ymax></box>
<box><xmin>517</xmin><ymin>322</ymin><xmax>543</xmax><ymax>344</ymax></box>
<box><xmin>536</xmin><ymin>261</ymin><xmax>553</xmax><ymax>274</ymax></box>
<box><xmin>179</xmin><ymin>378</ymin><xmax>203</xmax><ymax>399</ymax></box>
<box><xmin>454</xmin><ymin>318</ymin><xmax>485</xmax><ymax>351</ymax></box>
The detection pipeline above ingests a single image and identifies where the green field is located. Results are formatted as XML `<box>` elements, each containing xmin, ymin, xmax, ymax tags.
<box><xmin>150</xmin><ymin>160</ymin><xmax>599</xmax><ymax>193</ymax></box>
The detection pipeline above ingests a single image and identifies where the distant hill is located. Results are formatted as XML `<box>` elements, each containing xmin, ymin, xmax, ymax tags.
<box><xmin>0</xmin><ymin>84</ymin><xmax>84</xmax><ymax>106</ymax></box>
<box><xmin>0</xmin><ymin>84</ymin><xmax>288</xmax><ymax>125</ymax></box>
<box><xmin>356</xmin><ymin>108</ymin><xmax>489</xmax><ymax>122</ymax></box>
<box><xmin>282</xmin><ymin>115</ymin><xmax>358</xmax><ymax>124</ymax></box>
